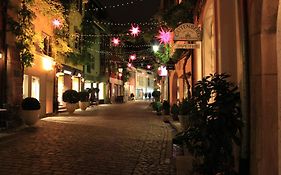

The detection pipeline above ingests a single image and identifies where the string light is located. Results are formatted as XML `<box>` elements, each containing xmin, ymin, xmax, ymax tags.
<box><xmin>130</xmin><ymin>54</ymin><xmax>136</xmax><ymax>60</ymax></box>
<box><xmin>84</xmin><ymin>20</ymin><xmax>166</xmax><ymax>27</ymax></box>
<box><xmin>65</xmin><ymin>0</ymin><xmax>145</xmax><ymax>13</ymax></box>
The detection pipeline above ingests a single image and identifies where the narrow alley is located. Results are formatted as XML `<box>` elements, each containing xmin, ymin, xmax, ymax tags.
<box><xmin>0</xmin><ymin>101</ymin><xmax>176</xmax><ymax>175</ymax></box>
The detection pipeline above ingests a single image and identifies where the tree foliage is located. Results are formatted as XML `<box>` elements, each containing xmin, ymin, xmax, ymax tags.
<box><xmin>174</xmin><ymin>73</ymin><xmax>243</xmax><ymax>175</ymax></box>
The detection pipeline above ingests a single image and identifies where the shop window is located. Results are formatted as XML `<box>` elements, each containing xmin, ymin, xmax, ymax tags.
<box><xmin>98</xmin><ymin>83</ymin><xmax>104</xmax><ymax>100</ymax></box>
<box><xmin>72</xmin><ymin>77</ymin><xmax>80</xmax><ymax>92</ymax></box>
<box><xmin>31</xmin><ymin>76</ymin><xmax>40</xmax><ymax>100</ymax></box>
<box><xmin>23</xmin><ymin>74</ymin><xmax>29</xmax><ymax>98</ymax></box>
<box><xmin>57</xmin><ymin>75</ymin><xmax>64</xmax><ymax>104</ymax></box>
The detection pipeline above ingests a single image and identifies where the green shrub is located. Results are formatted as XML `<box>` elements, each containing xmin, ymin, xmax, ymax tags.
<box><xmin>79</xmin><ymin>91</ymin><xmax>89</xmax><ymax>102</ymax></box>
<box><xmin>62</xmin><ymin>90</ymin><xmax>79</xmax><ymax>103</ymax></box>
<box><xmin>162</xmin><ymin>100</ymin><xmax>170</xmax><ymax>115</ymax></box>
<box><xmin>21</xmin><ymin>97</ymin><xmax>41</xmax><ymax>110</ymax></box>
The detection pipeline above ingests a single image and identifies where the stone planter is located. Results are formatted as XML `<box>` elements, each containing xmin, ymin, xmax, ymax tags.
<box><xmin>178</xmin><ymin>115</ymin><xmax>189</xmax><ymax>130</ymax></box>
<box><xmin>21</xmin><ymin>110</ymin><xmax>40</xmax><ymax>126</ymax></box>
<box><xmin>79</xmin><ymin>101</ymin><xmax>90</xmax><ymax>111</ymax></box>
<box><xmin>66</xmin><ymin>103</ymin><xmax>78</xmax><ymax>114</ymax></box>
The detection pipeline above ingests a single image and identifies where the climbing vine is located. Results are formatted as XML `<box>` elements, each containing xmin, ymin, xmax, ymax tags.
<box><xmin>8</xmin><ymin>0</ymin><xmax>71</xmax><ymax>68</ymax></box>
<box><xmin>8</xmin><ymin>0</ymin><xmax>35</xmax><ymax>68</ymax></box>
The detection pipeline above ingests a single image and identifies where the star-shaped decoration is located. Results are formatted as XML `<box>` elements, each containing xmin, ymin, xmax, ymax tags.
<box><xmin>157</xmin><ymin>28</ymin><xmax>171</xmax><ymax>44</ymax></box>
<box><xmin>111</xmin><ymin>37</ymin><xmax>120</xmax><ymax>46</ymax></box>
<box><xmin>129</xmin><ymin>24</ymin><xmax>141</xmax><ymax>37</ymax></box>
<box><xmin>129</xmin><ymin>54</ymin><xmax>136</xmax><ymax>60</ymax></box>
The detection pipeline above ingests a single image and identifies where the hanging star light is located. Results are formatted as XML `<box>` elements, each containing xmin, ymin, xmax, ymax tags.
<box><xmin>111</xmin><ymin>37</ymin><xmax>120</xmax><ymax>46</ymax></box>
<box><xmin>129</xmin><ymin>54</ymin><xmax>136</xmax><ymax>60</ymax></box>
<box><xmin>129</xmin><ymin>24</ymin><xmax>141</xmax><ymax>37</ymax></box>
<box><xmin>157</xmin><ymin>28</ymin><xmax>171</xmax><ymax>44</ymax></box>
<box><xmin>147</xmin><ymin>65</ymin><xmax>151</xmax><ymax>69</ymax></box>
<box><xmin>52</xmin><ymin>19</ymin><xmax>61</xmax><ymax>28</ymax></box>
<box><xmin>128</xmin><ymin>63</ymin><xmax>132</xmax><ymax>68</ymax></box>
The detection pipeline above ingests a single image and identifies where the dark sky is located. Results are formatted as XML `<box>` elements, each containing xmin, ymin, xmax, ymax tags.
<box><xmin>101</xmin><ymin>0</ymin><xmax>161</xmax><ymax>23</ymax></box>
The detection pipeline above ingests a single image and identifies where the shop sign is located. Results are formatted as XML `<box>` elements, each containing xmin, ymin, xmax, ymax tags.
<box><xmin>174</xmin><ymin>41</ymin><xmax>200</xmax><ymax>49</ymax></box>
<box><xmin>174</xmin><ymin>23</ymin><xmax>201</xmax><ymax>41</ymax></box>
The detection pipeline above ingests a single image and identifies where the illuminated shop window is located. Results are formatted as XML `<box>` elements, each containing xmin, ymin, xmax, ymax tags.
<box><xmin>31</xmin><ymin>76</ymin><xmax>40</xmax><ymax>100</ymax></box>
<box><xmin>72</xmin><ymin>77</ymin><xmax>80</xmax><ymax>92</ymax></box>
<box><xmin>99</xmin><ymin>83</ymin><xmax>104</xmax><ymax>99</ymax></box>
<box><xmin>23</xmin><ymin>74</ymin><xmax>29</xmax><ymax>98</ymax></box>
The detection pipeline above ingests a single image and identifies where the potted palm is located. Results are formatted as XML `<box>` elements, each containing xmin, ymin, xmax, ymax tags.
<box><xmin>62</xmin><ymin>89</ymin><xmax>79</xmax><ymax>114</ymax></box>
<box><xmin>79</xmin><ymin>91</ymin><xmax>90</xmax><ymax>111</ymax></box>
<box><xmin>21</xmin><ymin>97</ymin><xmax>41</xmax><ymax>126</ymax></box>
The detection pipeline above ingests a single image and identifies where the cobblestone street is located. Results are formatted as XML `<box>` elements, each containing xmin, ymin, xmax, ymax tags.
<box><xmin>0</xmin><ymin>101</ymin><xmax>176</xmax><ymax>175</ymax></box>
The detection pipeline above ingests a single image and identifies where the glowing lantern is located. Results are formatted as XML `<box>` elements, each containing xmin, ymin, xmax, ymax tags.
<box><xmin>147</xmin><ymin>65</ymin><xmax>151</xmax><ymax>69</ymax></box>
<box><xmin>52</xmin><ymin>19</ymin><xmax>61</xmax><ymax>28</ymax></box>
<box><xmin>157</xmin><ymin>28</ymin><xmax>171</xmax><ymax>44</ymax></box>
<box><xmin>129</xmin><ymin>24</ymin><xmax>141</xmax><ymax>37</ymax></box>
<box><xmin>128</xmin><ymin>63</ymin><xmax>132</xmax><ymax>68</ymax></box>
<box><xmin>129</xmin><ymin>54</ymin><xmax>136</xmax><ymax>60</ymax></box>
<box><xmin>112</xmin><ymin>37</ymin><xmax>120</xmax><ymax>46</ymax></box>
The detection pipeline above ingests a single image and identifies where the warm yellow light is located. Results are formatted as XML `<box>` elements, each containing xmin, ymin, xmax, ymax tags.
<box><xmin>43</xmin><ymin>57</ymin><xmax>54</xmax><ymax>71</ymax></box>
<box><xmin>0</xmin><ymin>53</ymin><xmax>3</xmax><ymax>59</ymax></box>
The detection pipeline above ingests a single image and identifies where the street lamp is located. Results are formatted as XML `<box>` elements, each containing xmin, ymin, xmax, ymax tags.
<box><xmin>152</xmin><ymin>45</ymin><xmax>159</xmax><ymax>53</ymax></box>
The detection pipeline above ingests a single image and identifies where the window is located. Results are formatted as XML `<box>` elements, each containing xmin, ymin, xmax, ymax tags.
<box><xmin>74</xmin><ymin>26</ymin><xmax>81</xmax><ymax>51</ymax></box>
<box><xmin>23</xmin><ymin>74</ymin><xmax>29</xmax><ymax>98</ymax></box>
<box><xmin>76</xmin><ymin>0</ymin><xmax>82</xmax><ymax>13</ymax></box>
<box><xmin>31</xmin><ymin>76</ymin><xmax>40</xmax><ymax>100</ymax></box>
<box><xmin>42</xmin><ymin>32</ymin><xmax>52</xmax><ymax>56</ymax></box>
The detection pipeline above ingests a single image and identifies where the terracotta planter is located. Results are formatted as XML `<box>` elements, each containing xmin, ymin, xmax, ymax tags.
<box><xmin>66</xmin><ymin>103</ymin><xmax>78</xmax><ymax>114</ymax></box>
<box><xmin>79</xmin><ymin>101</ymin><xmax>90</xmax><ymax>111</ymax></box>
<box><xmin>21</xmin><ymin>110</ymin><xmax>40</xmax><ymax>126</ymax></box>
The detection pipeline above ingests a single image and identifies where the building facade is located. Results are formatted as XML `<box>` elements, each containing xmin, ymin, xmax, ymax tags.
<box><xmin>167</xmin><ymin>0</ymin><xmax>281</xmax><ymax>174</ymax></box>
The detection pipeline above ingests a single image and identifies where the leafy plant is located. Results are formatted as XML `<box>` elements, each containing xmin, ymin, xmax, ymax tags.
<box><xmin>62</xmin><ymin>89</ymin><xmax>79</xmax><ymax>103</ymax></box>
<box><xmin>152</xmin><ymin>90</ymin><xmax>161</xmax><ymax>101</ymax></box>
<box><xmin>8</xmin><ymin>0</ymin><xmax>35</xmax><ymax>68</ymax></box>
<box><xmin>171</xmin><ymin>104</ymin><xmax>179</xmax><ymax>120</ymax></box>
<box><xmin>78</xmin><ymin>91</ymin><xmax>89</xmax><ymax>102</ymax></box>
<box><xmin>21</xmin><ymin>97</ymin><xmax>41</xmax><ymax>110</ymax></box>
<box><xmin>174</xmin><ymin>73</ymin><xmax>243</xmax><ymax>175</ymax></box>
<box><xmin>162</xmin><ymin>100</ymin><xmax>170</xmax><ymax>115</ymax></box>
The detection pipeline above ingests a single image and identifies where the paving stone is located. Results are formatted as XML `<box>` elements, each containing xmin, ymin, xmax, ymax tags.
<box><xmin>0</xmin><ymin>101</ymin><xmax>176</xmax><ymax>175</ymax></box>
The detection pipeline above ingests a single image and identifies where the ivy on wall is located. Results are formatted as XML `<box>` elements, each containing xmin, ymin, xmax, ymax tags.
<box><xmin>8</xmin><ymin>0</ymin><xmax>71</xmax><ymax>68</ymax></box>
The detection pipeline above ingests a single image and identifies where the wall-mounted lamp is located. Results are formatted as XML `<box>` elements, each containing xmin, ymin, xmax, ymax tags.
<box><xmin>0</xmin><ymin>52</ymin><xmax>3</xmax><ymax>59</ymax></box>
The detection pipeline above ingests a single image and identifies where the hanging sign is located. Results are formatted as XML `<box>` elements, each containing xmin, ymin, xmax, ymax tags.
<box><xmin>174</xmin><ymin>23</ymin><xmax>201</xmax><ymax>41</ymax></box>
<box><xmin>174</xmin><ymin>41</ymin><xmax>200</xmax><ymax>49</ymax></box>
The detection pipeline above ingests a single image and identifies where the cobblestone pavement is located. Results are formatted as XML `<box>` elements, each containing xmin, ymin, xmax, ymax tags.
<box><xmin>0</xmin><ymin>101</ymin><xmax>176</xmax><ymax>175</ymax></box>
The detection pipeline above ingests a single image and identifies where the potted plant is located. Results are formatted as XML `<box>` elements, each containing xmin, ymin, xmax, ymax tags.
<box><xmin>162</xmin><ymin>100</ymin><xmax>170</xmax><ymax>122</ymax></box>
<box><xmin>62</xmin><ymin>89</ymin><xmax>79</xmax><ymax>114</ymax></box>
<box><xmin>178</xmin><ymin>99</ymin><xmax>192</xmax><ymax>130</ymax></box>
<box><xmin>152</xmin><ymin>90</ymin><xmax>161</xmax><ymax>101</ymax></box>
<box><xmin>21</xmin><ymin>97</ymin><xmax>41</xmax><ymax>126</ymax></box>
<box><xmin>174</xmin><ymin>73</ymin><xmax>243</xmax><ymax>175</ymax></box>
<box><xmin>171</xmin><ymin>104</ymin><xmax>179</xmax><ymax>121</ymax></box>
<box><xmin>78</xmin><ymin>91</ymin><xmax>90</xmax><ymax>111</ymax></box>
<box><xmin>155</xmin><ymin>101</ymin><xmax>162</xmax><ymax>115</ymax></box>
<box><xmin>162</xmin><ymin>100</ymin><xmax>170</xmax><ymax>115</ymax></box>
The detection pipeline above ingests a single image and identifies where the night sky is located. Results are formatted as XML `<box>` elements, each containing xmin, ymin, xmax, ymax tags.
<box><xmin>101</xmin><ymin>0</ymin><xmax>161</xmax><ymax>23</ymax></box>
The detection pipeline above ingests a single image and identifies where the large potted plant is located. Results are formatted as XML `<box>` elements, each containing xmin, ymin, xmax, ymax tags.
<box><xmin>152</xmin><ymin>90</ymin><xmax>161</xmax><ymax>102</ymax></box>
<box><xmin>174</xmin><ymin>73</ymin><xmax>243</xmax><ymax>175</ymax></box>
<box><xmin>79</xmin><ymin>91</ymin><xmax>90</xmax><ymax>111</ymax></box>
<box><xmin>62</xmin><ymin>89</ymin><xmax>79</xmax><ymax>114</ymax></box>
<box><xmin>178</xmin><ymin>99</ymin><xmax>192</xmax><ymax>130</ymax></box>
<box><xmin>21</xmin><ymin>97</ymin><xmax>41</xmax><ymax>126</ymax></box>
<box><xmin>171</xmin><ymin>104</ymin><xmax>179</xmax><ymax>121</ymax></box>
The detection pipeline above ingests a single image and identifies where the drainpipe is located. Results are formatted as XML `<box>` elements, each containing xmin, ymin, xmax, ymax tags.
<box><xmin>2</xmin><ymin>0</ymin><xmax>8</xmax><ymax>106</ymax></box>
<box><xmin>239</xmin><ymin>0</ymin><xmax>250</xmax><ymax>174</ymax></box>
